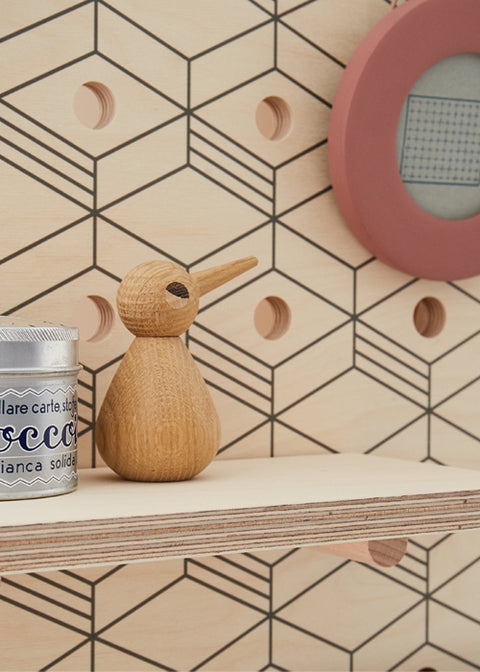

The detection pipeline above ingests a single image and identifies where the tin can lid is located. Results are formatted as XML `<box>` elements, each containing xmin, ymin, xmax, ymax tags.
<box><xmin>0</xmin><ymin>317</ymin><xmax>80</xmax><ymax>373</ymax></box>
<box><xmin>0</xmin><ymin>317</ymin><xmax>78</xmax><ymax>342</ymax></box>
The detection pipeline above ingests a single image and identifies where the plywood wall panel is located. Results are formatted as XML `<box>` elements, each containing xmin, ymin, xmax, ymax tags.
<box><xmin>1</xmin><ymin>1</ymin><xmax>479</xmax><ymax>670</ymax></box>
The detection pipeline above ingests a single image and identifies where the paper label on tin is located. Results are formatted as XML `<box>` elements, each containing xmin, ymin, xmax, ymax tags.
<box><xmin>0</xmin><ymin>386</ymin><xmax>77</xmax><ymax>489</ymax></box>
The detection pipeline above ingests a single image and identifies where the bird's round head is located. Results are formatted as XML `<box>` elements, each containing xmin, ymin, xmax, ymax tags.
<box><xmin>117</xmin><ymin>261</ymin><xmax>199</xmax><ymax>337</ymax></box>
<box><xmin>117</xmin><ymin>256</ymin><xmax>258</xmax><ymax>337</ymax></box>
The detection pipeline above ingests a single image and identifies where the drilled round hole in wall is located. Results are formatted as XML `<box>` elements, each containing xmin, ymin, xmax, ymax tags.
<box><xmin>254</xmin><ymin>296</ymin><xmax>291</xmax><ymax>340</ymax></box>
<box><xmin>73</xmin><ymin>81</ymin><xmax>115</xmax><ymax>129</ymax></box>
<box><xmin>77</xmin><ymin>295</ymin><xmax>115</xmax><ymax>342</ymax></box>
<box><xmin>413</xmin><ymin>297</ymin><xmax>446</xmax><ymax>338</ymax></box>
<box><xmin>256</xmin><ymin>96</ymin><xmax>292</xmax><ymax>141</ymax></box>
<box><xmin>165</xmin><ymin>282</ymin><xmax>190</xmax><ymax>309</ymax></box>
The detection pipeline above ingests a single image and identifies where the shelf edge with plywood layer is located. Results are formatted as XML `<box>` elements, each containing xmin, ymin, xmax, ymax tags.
<box><xmin>0</xmin><ymin>454</ymin><xmax>479</xmax><ymax>575</ymax></box>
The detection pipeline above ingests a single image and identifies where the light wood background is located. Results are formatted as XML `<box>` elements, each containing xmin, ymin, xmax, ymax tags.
<box><xmin>1</xmin><ymin>0</ymin><xmax>479</xmax><ymax>670</ymax></box>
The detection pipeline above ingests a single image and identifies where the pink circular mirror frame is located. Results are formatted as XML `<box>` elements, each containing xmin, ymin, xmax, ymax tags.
<box><xmin>328</xmin><ymin>0</ymin><xmax>480</xmax><ymax>280</ymax></box>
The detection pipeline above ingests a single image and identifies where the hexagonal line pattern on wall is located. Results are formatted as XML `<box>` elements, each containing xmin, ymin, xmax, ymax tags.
<box><xmin>0</xmin><ymin>1</ymin><xmax>479</xmax><ymax>671</ymax></box>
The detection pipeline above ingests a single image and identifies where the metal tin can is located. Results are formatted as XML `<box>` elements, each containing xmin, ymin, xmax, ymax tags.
<box><xmin>0</xmin><ymin>317</ymin><xmax>81</xmax><ymax>500</ymax></box>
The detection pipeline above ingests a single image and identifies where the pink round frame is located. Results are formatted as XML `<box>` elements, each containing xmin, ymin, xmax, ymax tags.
<box><xmin>328</xmin><ymin>0</ymin><xmax>480</xmax><ymax>280</ymax></box>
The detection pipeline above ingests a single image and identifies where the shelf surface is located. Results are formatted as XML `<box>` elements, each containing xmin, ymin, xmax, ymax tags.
<box><xmin>1</xmin><ymin>454</ymin><xmax>480</xmax><ymax>574</ymax></box>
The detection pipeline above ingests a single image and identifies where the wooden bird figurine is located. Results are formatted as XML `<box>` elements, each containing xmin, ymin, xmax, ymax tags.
<box><xmin>96</xmin><ymin>256</ymin><xmax>258</xmax><ymax>481</ymax></box>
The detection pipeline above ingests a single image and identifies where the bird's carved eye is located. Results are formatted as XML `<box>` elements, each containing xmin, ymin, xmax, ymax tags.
<box><xmin>165</xmin><ymin>282</ymin><xmax>190</xmax><ymax>309</ymax></box>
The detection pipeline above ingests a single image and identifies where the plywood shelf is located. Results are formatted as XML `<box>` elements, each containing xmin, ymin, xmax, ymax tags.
<box><xmin>1</xmin><ymin>454</ymin><xmax>480</xmax><ymax>575</ymax></box>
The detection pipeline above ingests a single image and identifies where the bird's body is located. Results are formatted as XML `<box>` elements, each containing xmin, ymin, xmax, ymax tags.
<box><xmin>97</xmin><ymin>337</ymin><xmax>221</xmax><ymax>481</ymax></box>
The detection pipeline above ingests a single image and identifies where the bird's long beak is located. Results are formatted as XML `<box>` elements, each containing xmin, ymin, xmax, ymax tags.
<box><xmin>191</xmin><ymin>256</ymin><xmax>258</xmax><ymax>297</ymax></box>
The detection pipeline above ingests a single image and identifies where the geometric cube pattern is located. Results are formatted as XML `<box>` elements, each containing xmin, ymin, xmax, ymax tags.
<box><xmin>0</xmin><ymin>1</ymin><xmax>479</xmax><ymax>669</ymax></box>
